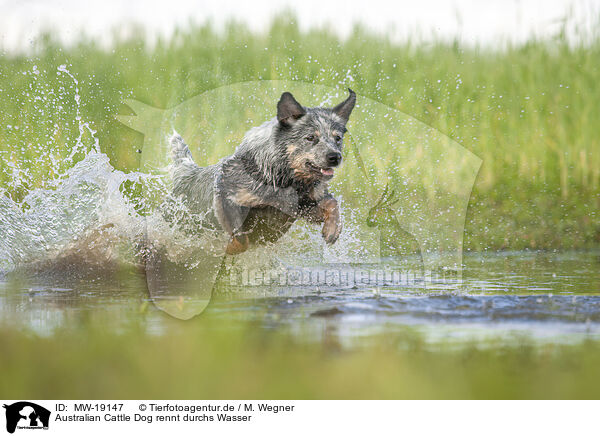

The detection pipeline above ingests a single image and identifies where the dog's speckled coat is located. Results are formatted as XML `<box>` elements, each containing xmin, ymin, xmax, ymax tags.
<box><xmin>170</xmin><ymin>89</ymin><xmax>356</xmax><ymax>254</ymax></box>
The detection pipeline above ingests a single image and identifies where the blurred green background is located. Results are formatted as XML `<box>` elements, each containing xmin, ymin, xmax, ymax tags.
<box><xmin>3</xmin><ymin>316</ymin><xmax>600</xmax><ymax>399</ymax></box>
<box><xmin>1</xmin><ymin>13</ymin><xmax>599</xmax><ymax>251</ymax></box>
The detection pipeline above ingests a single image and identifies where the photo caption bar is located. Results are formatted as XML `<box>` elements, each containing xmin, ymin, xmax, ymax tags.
<box><xmin>1</xmin><ymin>400</ymin><xmax>597</xmax><ymax>435</ymax></box>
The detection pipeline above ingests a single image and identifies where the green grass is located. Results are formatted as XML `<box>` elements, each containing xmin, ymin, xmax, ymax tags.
<box><xmin>1</xmin><ymin>13</ymin><xmax>599</xmax><ymax>251</ymax></box>
<box><xmin>1</xmin><ymin>317</ymin><xmax>600</xmax><ymax>399</ymax></box>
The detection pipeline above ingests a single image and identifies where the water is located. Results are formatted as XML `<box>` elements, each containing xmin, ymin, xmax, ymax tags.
<box><xmin>1</xmin><ymin>67</ymin><xmax>599</xmax><ymax>347</ymax></box>
<box><xmin>1</xmin><ymin>251</ymin><xmax>599</xmax><ymax>346</ymax></box>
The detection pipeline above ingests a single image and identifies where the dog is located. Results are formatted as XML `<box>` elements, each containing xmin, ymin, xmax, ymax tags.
<box><xmin>169</xmin><ymin>89</ymin><xmax>356</xmax><ymax>255</ymax></box>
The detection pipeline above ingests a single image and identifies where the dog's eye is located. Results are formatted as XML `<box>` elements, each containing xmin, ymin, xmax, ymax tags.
<box><xmin>305</xmin><ymin>135</ymin><xmax>315</xmax><ymax>142</ymax></box>
<box><xmin>334</xmin><ymin>135</ymin><xmax>342</xmax><ymax>142</ymax></box>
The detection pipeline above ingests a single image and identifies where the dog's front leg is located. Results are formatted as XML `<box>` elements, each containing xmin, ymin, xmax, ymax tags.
<box><xmin>216</xmin><ymin>161</ymin><xmax>299</xmax><ymax>254</ymax></box>
<box><xmin>219</xmin><ymin>158</ymin><xmax>300</xmax><ymax>216</ymax></box>
<box><xmin>255</xmin><ymin>184</ymin><xmax>299</xmax><ymax>217</ymax></box>
<box><xmin>301</xmin><ymin>182</ymin><xmax>342</xmax><ymax>245</ymax></box>
<box><xmin>300</xmin><ymin>195</ymin><xmax>342</xmax><ymax>244</ymax></box>
<box><xmin>319</xmin><ymin>197</ymin><xmax>342</xmax><ymax>244</ymax></box>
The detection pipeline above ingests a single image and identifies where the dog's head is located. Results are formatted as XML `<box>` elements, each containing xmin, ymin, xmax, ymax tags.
<box><xmin>275</xmin><ymin>89</ymin><xmax>356</xmax><ymax>182</ymax></box>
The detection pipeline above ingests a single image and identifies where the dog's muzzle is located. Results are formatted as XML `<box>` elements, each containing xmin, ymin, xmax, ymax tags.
<box><xmin>326</xmin><ymin>151</ymin><xmax>342</xmax><ymax>167</ymax></box>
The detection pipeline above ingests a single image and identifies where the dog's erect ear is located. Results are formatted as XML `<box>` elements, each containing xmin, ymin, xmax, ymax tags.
<box><xmin>277</xmin><ymin>92</ymin><xmax>306</xmax><ymax>125</ymax></box>
<box><xmin>332</xmin><ymin>88</ymin><xmax>356</xmax><ymax>123</ymax></box>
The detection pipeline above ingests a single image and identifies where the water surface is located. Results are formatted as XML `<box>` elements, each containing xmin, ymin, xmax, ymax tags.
<box><xmin>2</xmin><ymin>250</ymin><xmax>599</xmax><ymax>346</ymax></box>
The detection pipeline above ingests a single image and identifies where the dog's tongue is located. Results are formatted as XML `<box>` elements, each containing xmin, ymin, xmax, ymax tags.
<box><xmin>321</xmin><ymin>168</ymin><xmax>334</xmax><ymax>176</ymax></box>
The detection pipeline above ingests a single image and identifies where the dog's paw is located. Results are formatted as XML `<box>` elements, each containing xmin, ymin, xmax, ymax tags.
<box><xmin>320</xmin><ymin>199</ymin><xmax>342</xmax><ymax>244</ymax></box>
<box><xmin>225</xmin><ymin>234</ymin><xmax>249</xmax><ymax>255</ymax></box>
<box><xmin>322</xmin><ymin>218</ymin><xmax>342</xmax><ymax>244</ymax></box>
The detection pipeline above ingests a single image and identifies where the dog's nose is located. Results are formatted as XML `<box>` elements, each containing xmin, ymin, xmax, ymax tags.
<box><xmin>326</xmin><ymin>151</ymin><xmax>342</xmax><ymax>167</ymax></box>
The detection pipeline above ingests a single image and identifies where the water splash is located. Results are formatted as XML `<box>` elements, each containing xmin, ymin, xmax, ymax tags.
<box><xmin>1</xmin><ymin>71</ymin><xmax>480</xmax><ymax>319</ymax></box>
<box><xmin>0</xmin><ymin>66</ymin><xmax>150</xmax><ymax>273</ymax></box>
<box><xmin>0</xmin><ymin>68</ymin><xmax>378</xmax><ymax>282</ymax></box>
<box><xmin>57</xmin><ymin>64</ymin><xmax>100</xmax><ymax>162</ymax></box>
<box><xmin>0</xmin><ymin>151</ymin><xmax>146</xmax><ymax>271</ymax></box>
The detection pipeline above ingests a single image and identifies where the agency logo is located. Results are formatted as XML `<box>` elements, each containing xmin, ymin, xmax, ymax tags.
<box><xmin>117</xmin><ymin>80</ymin><xmax>481</xmax><ymax>319</ymax></box>
<box><xmin>3</xmin><ymin>402</ymin><xmax>50</xmax><ymax>434</ymax></box>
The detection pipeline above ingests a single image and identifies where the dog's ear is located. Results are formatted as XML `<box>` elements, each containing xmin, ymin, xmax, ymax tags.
<box><xmin>277</xmin><ymin>92</ymin><xmax>306</xmax><ymax>125</ymax></box>
<box><xmin>333</xmin><ymin>88</ymin><xmax>356</xmax><ymax>123</ymax></box>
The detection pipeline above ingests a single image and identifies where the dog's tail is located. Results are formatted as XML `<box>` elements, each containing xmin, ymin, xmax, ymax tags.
<box><xmin>170</xmin><ymin>132</ymin><xmax>195</xmax><ymax>166</ymax></box>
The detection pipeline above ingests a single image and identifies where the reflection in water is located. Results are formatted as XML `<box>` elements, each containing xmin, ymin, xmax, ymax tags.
<box><xmin>1</xmin><ymin>251</ymin><xmax>599</xmax><ymax>345</ymax></box>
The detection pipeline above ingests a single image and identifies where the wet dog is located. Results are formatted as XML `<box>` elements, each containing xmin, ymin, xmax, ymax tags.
<box><xmin>170</xmin><ymin>89</ymin><xmax>356</xmax><ymax>255</ymax></box>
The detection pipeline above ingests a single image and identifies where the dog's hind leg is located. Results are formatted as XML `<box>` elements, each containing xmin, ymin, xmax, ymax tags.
<box><xmin>218</xmin><ymin>203</ymin><xmax>251</xmax><ymax>255</ymax></box>
<box><xmin>213</xmin><ymin>181</ymin><xmax>251</xmax><ymax>255</ymax></box>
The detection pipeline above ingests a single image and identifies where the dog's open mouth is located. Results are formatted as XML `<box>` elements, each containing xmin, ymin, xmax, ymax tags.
<box><xmin>306</xmin><ymin>162</ymin><xmax>334</xmax><ymax>178</ymax></box>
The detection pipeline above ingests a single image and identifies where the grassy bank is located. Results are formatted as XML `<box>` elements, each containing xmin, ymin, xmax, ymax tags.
<box><xmin>1</xmin><ymin>14</ymin><xmax>599</xmax><ymax>250</ymax></box>
<box><xmin>1</xmin><ymin>318</ymin><xmax>600</xmax><ymax>399</ymax></box>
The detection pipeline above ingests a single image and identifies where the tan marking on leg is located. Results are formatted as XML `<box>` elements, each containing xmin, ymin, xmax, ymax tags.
<box><xmin>226</xmin><ymin>234</ymin><xmax>249</xmax><ymax>255</ymax></box>
<box><xmin>320</xmin><ymin>198</ymin><xmax>342</xmax><ymax>244</ymax></box>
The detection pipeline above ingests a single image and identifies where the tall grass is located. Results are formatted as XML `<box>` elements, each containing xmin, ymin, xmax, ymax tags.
<box><xmin>1</xmin><ymin>13</ymin><xmax>599</xmax><ymax>250</ymax></box>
